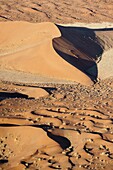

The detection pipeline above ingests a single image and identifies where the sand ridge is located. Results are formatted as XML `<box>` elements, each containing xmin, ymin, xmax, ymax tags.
<box><xmin>0</xmin><ymin>21</ymin><xmax>113</xmax><ymax>86</ymax></box>
<box><xmin>0</xmin><ymin>0</ymin><xmax>113</xmax><ymax>169</ymax></box>
<box><xmin>0</xmin><ymin>21</ymin><xmax>94</xmax><ymax>85</ymax></box>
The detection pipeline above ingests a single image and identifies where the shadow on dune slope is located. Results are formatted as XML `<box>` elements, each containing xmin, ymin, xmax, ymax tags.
<box><xmin>0</xmin><ymin>22</ymin><xmax>113</xmax><ymax>84</ymax></box>
<box><xmin>53</xmin><ymin>25</ymin><xmax>113</xmax><ymax>82</ymax></box>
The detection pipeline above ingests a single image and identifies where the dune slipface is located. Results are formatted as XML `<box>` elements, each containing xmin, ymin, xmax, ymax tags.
<box><xmin>0</xmin><ymin>22</ymin><xmax>113</xmax><ymax>85</ymax></box>
<box><xmin>0</xmin><ymin>1</ymin><xmax>113</xmax><ymax>169</ymax></box>
<box><xmin>0</xmin><ymin>21</ymin><xmax>94</xmax><ymax>85</ymax></box>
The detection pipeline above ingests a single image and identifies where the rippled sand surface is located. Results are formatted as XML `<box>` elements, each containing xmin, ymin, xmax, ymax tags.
<box><xmin>0</xmin><ymin>0</ymin><xmax>113</xmax><ymax>169</ymax></box>
<box><xmin>0</xmin><ymin>79</ymin><xmax>113</xmax><ymax>170</ymax></box>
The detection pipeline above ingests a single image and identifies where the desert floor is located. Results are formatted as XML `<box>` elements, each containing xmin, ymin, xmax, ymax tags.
<box><xmin>0</xmin><ymin>0</ymin><xmax>113</xmax><ymax>170</ymax></box>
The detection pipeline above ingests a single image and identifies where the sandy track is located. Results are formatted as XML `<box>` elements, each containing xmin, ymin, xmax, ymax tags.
<box><xmin>0</xmin><ymin>69</ymin><xmax>75</xmax><ymax>84</ymax></box>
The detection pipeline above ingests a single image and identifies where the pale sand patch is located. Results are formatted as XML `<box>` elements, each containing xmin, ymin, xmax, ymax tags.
<box><xmin>98</xmin><ymin>49</ymin><xmax>113</xmax><ymax>79</ymax></box>
<box><xmin>59</xmin><ymin>22</ymin><xmax>113</xmax><ymax>29</ymax></box>
<box><xmin>0</xmin><ymin>69</ymin><xmax>75</xmax><ymax>84</ymax></box>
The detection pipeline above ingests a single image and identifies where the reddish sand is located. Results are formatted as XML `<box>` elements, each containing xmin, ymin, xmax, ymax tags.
<box><xmin>0</xmin><ymin>0</ymin><xmax>113</xmax><ymax>170</ymax></box>
<box><xmin>0</xmin><ymin>21</ymin><xmax>94</xmax><ymax>85</ymax></box>
<box><xmin>0</xmin><ymin>21</ymin><xmax>113</xmax><ymax>85</ymax></box>
<box><xmin>0</xmin><ymin>80</ymin><xmax>113</xmax><ymax>170</ymax></box>
<box><xmin>0</xmin><ymin>0</ymin><xmax>113</xmax><ymax>23</ymax></box>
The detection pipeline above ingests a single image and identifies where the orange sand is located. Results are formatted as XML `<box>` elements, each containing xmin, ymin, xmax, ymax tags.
<box><xmin>0</xmin><ymin>21</ymin><xmax>94</xmax><ymax>85</ymax></box>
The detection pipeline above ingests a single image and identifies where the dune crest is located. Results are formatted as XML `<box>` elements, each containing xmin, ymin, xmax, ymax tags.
<box><xmin>0</xmin><ymin>0</ymin><xmax>113</xmax><ymax>169</ymax></box>
<box><xmin>0</xmin><ymin>21</ymin><xmax>113</xmax><ymax>86</ymax></box>
<box><xmin>0</xmin><ymin>21</ymin><xmax>93</xmax><ymax>85</ymax></box>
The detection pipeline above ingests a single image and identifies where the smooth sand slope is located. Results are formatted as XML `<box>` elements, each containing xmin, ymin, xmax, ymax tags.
<box><xmin>0</xmin><ymin>21</ymin><xmax>113</xmax><ymax>86</ymax></box>
<box><xmin>0</xmin><ymin>0</ymin><xmax>113</xmax><ymax>169</ymax></box>
<box><xmin>0</xmin><ymin>21</ymin><xmax>93</xmax><ymax>85</ymax></box>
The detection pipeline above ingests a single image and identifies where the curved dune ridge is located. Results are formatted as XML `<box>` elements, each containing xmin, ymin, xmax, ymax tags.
<box><xmin>0</xmin><ymin>1</ymin><xmax>113</xmax><ymax>169</ymax></box>
<box><xmin>0</xmin><ymin>21</ymin><xmax>113</xmax><ymax>85</ymax></box>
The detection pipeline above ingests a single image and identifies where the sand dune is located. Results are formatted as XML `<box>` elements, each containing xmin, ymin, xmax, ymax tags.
<box><xmin>0</xmin><ymin>0</ymin><xmax>113</xmax><ymax>169</ymax></box>
<box><xmin>0</xmin><ymin>21</ymin><xmax>113</xmax><ymax>86</ymax></box>
<box><xmin>0</xmin><ymin>21</ymin><xmax>93</xmax><ymax>85</ymax></box>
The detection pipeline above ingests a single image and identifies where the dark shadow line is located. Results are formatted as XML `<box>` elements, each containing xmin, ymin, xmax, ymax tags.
<box><xmin>46</xmin><ymin>131</ymin><xmax>71</xmax><ymax>150</ymax></box>
<box><xmin>0</xmin><ymin>92</ymin><xmax>28</xmax><ymax>101</ymax></box>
